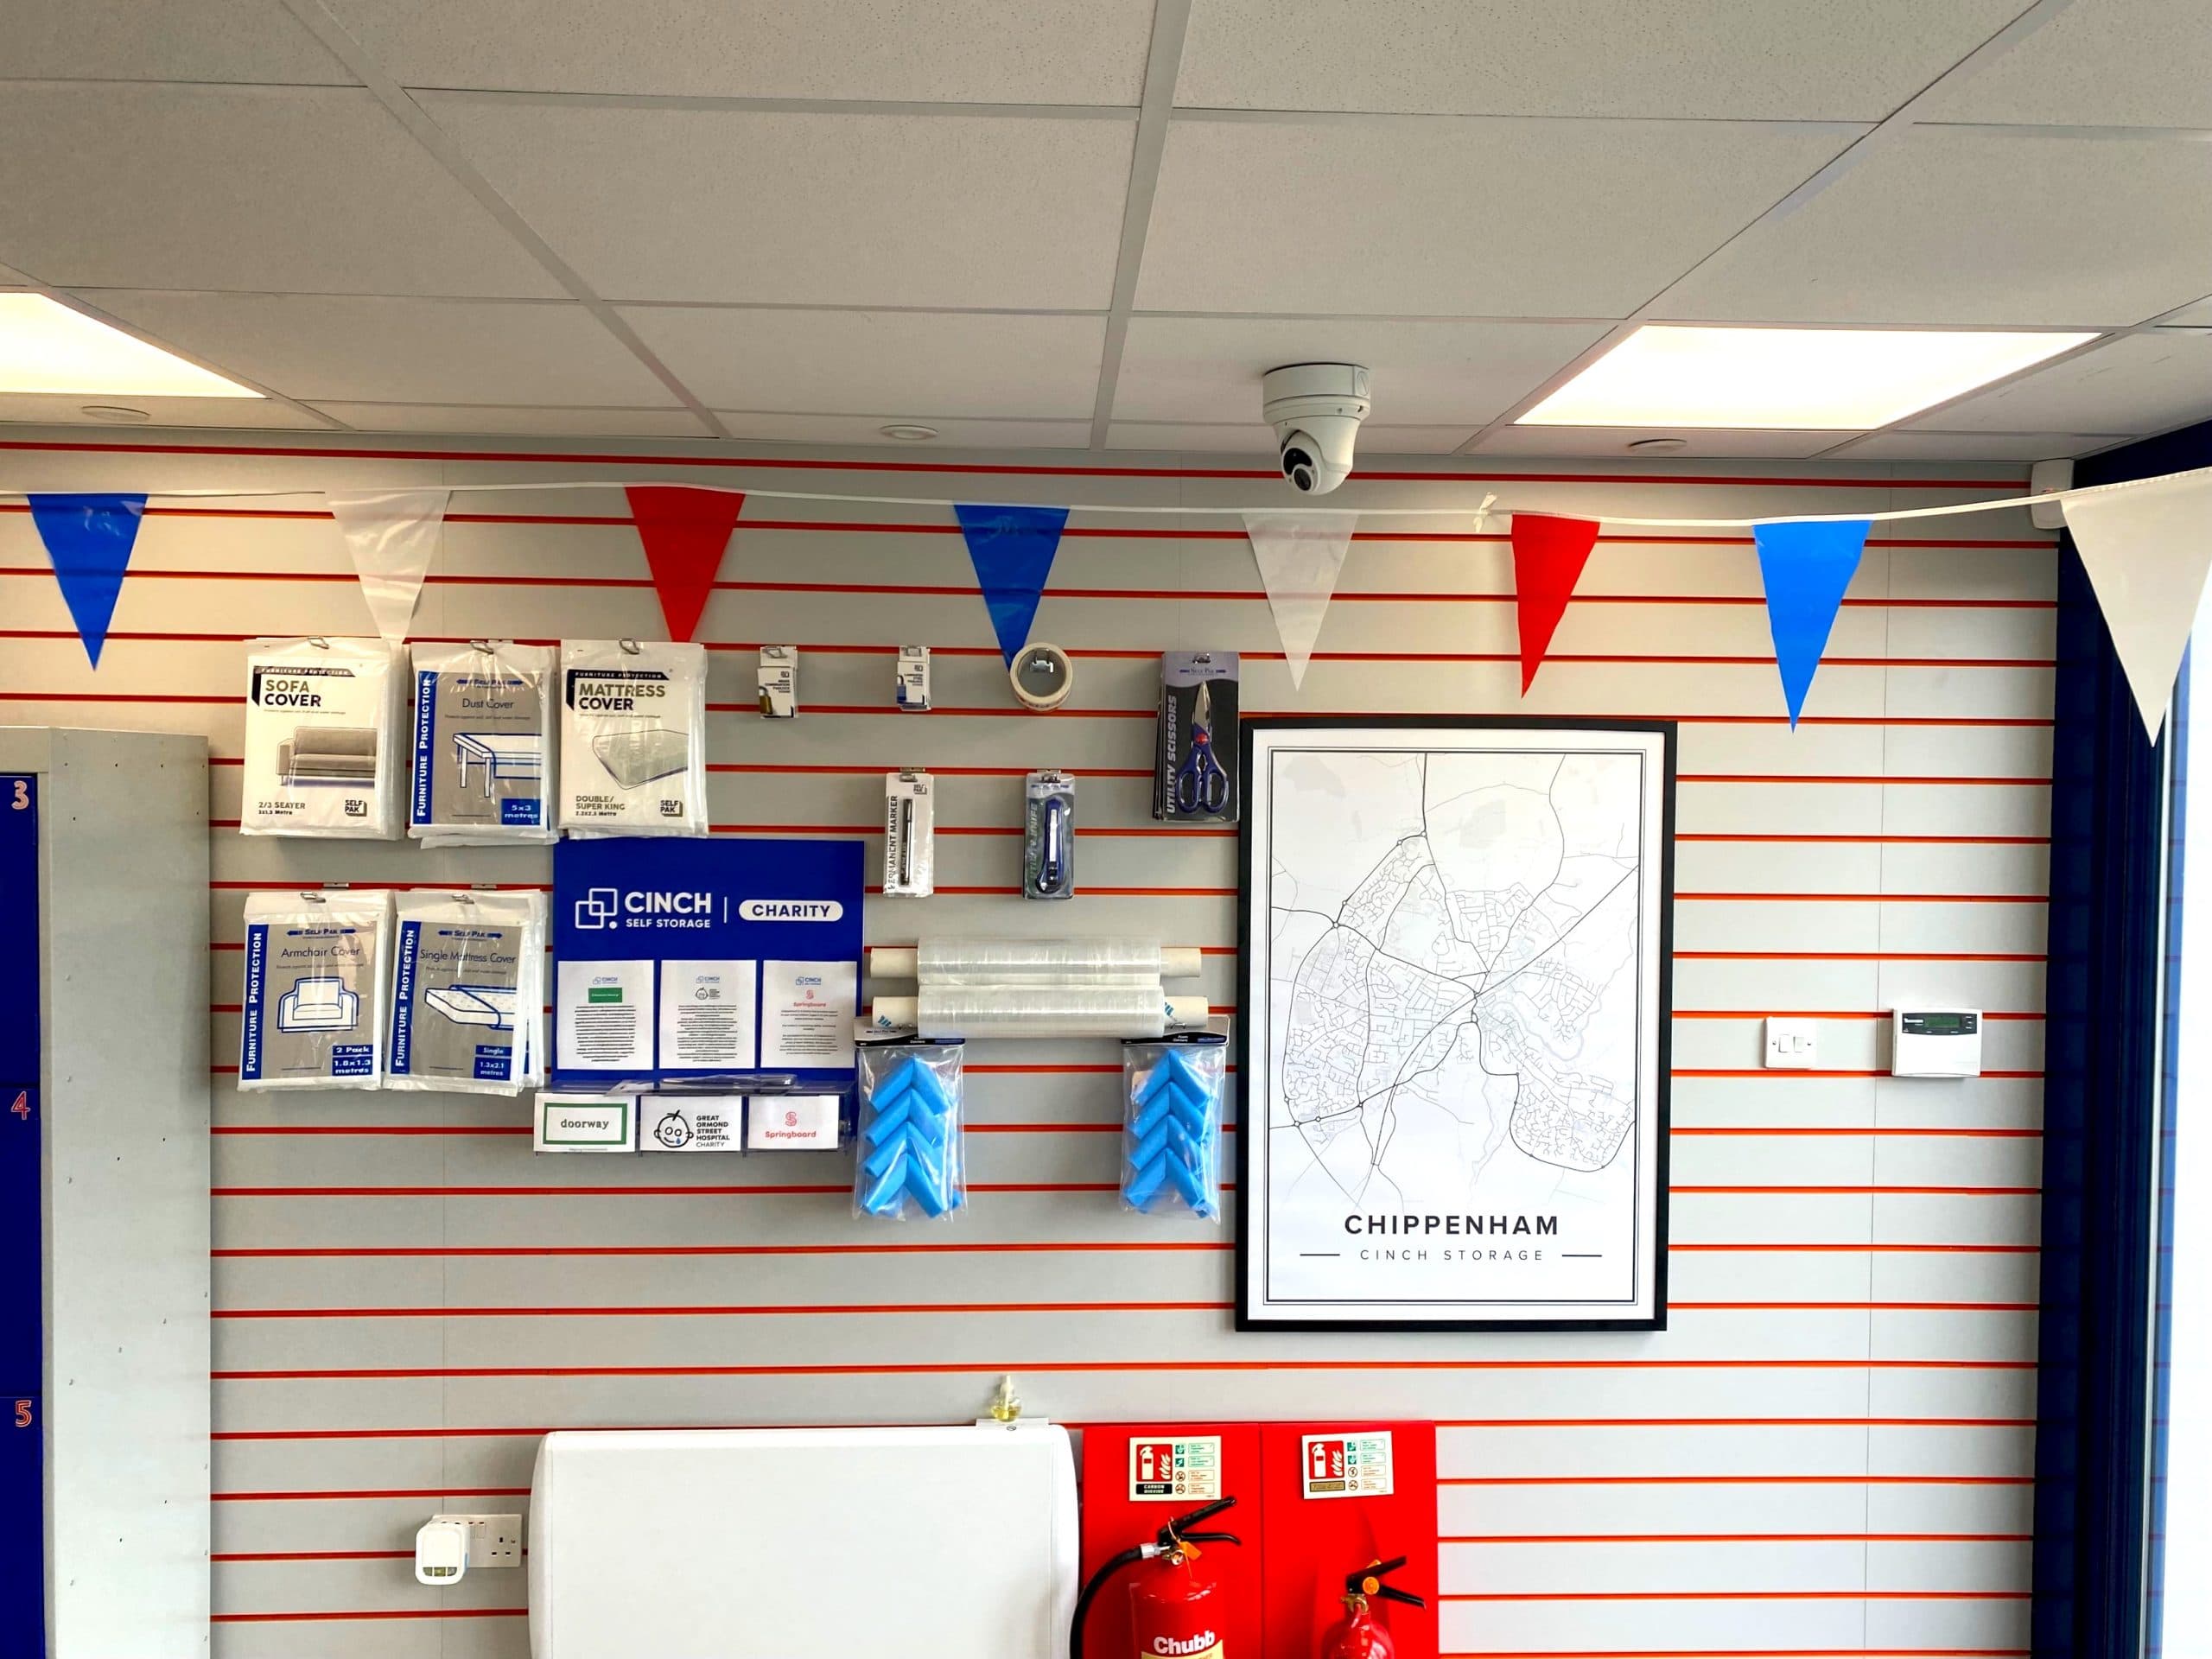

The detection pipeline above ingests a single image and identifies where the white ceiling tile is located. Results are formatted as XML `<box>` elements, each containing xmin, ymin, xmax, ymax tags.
<box><xmin>619</xmin><ymin>308</ymin><xmax>1104</xmax><ymax>416</ymax></box>
<box><xmin>1834</xmin><ymin>430</ymin><xmax>2132</xmax><ymax>461</ymax></box>
<box><xmin>326</xmin><ymin>0</ymin><xmax>1154</xmax><ymax>104</ymax></box>
<box><xmin>711</xmin><ymin>413</ymin><xmax>1092</xmax><ymax>448</ymax></box>
<box><xmin>311</xmin><ymin>404</ymin><xmax>712</xmax><ymax>436</ymax></box>
<box><xmin>2</xmin><ymin>0</ymin><xmax>352</xmax><ymax>83</ymax></box>
<box><xmin>1104</xmin><ymin>422</ymin><xmax>1475</xmax><ymax>454</ymax></box>
<box><xmin>1468</xmin><ymin>426</ymin><xmax>1852</xmax><ymax>459</ymax></box>
<box><xmin>423</xmin><ymin>98</ymin><xmax>1133</xmax><ymax>308</ymax></box>
<box><xmin>0</xmin><ymin>392</ymin><xmax>326</xmax><ymax>429</ymax></box>
<box><xmin>1656</xmin><ymin>129</ymin><xmax>2212</xmax><ymax>326</ymax></box>
<box><xmin>0</xmin><ymin>85</ymin><xmax>560</xmax><ymax>297</ymax></box>
<box><xmin>1916</xmin><ymin>0</ymin><xmax>2212</xmax><ymax>127</ymax></box>
<box><xmin>1898</xmin><ymin>333</ymin><xmax>2212</xmax><ymax>435</ymax></box>
<box><xmin>1114</xmin><ymin>315</ymin><xmax>1605</xmax><ymax>424</ymax></box>
<box><xmin>79</xmin><ymin>294</ymin><xmax>677</xmax><ymax>405</ymax></box>
<box><xmin>1135</xmin><ymin>115</ymin><xmax>1861</xmax><ymax>317</ymax></box>
<box><xmin>1178</xmin><ymin>0</ymin><xmax>2025</xmax><ymax>120</ymax></box>
<box><xmin>2156</xmin><ymin>295</ymin><xmax>2212</xmax><ymax>325</ymax></box>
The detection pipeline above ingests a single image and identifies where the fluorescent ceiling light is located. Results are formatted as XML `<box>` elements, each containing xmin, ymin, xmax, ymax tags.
<box><xmin>0</xmin><ymin>293</ymin><xmax>261</xmax><ymax>397</ymax></box>
<box><xmin>1517</xmin><ymin>324</ymin><xmax>2094</xmax><ymax>430</ymax></box>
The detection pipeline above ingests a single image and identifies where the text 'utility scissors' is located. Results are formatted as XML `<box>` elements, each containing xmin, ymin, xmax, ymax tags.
<box><xmin>1176</xmin><ymin>681</ymin><xmax>1230</xmax><ymax>814</ymax></box>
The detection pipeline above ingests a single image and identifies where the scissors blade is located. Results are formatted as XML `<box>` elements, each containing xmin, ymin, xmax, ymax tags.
<box><xmin>1193</xmin><ymin>680</ymin><xmax>1212</xmax><ymax>728</ymax></box>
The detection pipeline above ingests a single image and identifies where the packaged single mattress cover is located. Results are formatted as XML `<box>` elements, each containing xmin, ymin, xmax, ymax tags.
<box><xmin>240</xmin><ymin>637</ymin><xmax>406</xmax><ymax>838</ymax></box>
<box><xmin>409</xmin><ymin>641</ymin><xmax>557</xmax><ymax>845</ymax></box>
<box><xmin>557</xmin><ymin>640</ymin><xmax>708</xmax><ymax>836</ymax></box>
<box><xmin>387</xmin><ymin>890</ymin><xmax>546</xmax><ymax>1095</ymax></box>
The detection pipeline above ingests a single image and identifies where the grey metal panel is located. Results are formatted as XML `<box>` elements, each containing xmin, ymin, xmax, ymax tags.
<box><xmin>10</xmin><ymin>728</ymin><xmax>212</xmax><ymax>1656</ymax></box>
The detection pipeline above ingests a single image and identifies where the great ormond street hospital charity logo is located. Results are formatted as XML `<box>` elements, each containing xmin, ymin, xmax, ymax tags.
<box><xmin>575</xmin><ymin>887</ymin><xmax>620</xmax><ymax>929</ymax></box>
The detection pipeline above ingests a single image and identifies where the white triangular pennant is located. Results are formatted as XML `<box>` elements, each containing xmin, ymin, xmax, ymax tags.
<box><xmin>2063</xmin><ymin>469</ymin><xmax>2212</xmax><ymax>741</ymax></box>
<box><xmin>327</xmin><ymin>486</ymin><xmax>449</xmax><ymax>644</ymax></box>
<box><xmin>1244</xmin><ymin>512</ymin><xmax>1354</xmax><ymax>690</ymax></box>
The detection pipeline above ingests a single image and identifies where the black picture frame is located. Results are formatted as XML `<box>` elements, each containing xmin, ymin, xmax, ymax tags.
<box><xmin>1233</xmin><ymin>715</ymin><xmax>1677</xmax><ymax>1333</ymax></box>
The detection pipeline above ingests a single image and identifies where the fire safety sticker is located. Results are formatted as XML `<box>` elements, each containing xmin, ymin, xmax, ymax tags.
<box><xmin>1300</xmin><ymin>1431</ymin><xmax>1394</xmax><ymax>1499</ymax></box>
<box><xmin>1128</xmin><ymin>1435</ymin><xmax>1222</xmax><ymax>1503</ymax></box>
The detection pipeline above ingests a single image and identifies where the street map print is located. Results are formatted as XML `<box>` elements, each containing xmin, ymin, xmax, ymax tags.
<box><xmin>1238</xmin><ymin>721</ymin><xmax>1671</xmax><ymax>1330</ymax></box>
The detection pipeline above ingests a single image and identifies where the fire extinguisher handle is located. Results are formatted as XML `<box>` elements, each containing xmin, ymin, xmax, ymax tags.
<box><xmin>1178</xmin><ymin>1529</ymin><xmax>1241</xmax><ymax>1548</ymax></box>
<box><xmin>1162</xmin><ymin>1494</ymin><xmax>1237</xmax><ymax>1541</ymax></box>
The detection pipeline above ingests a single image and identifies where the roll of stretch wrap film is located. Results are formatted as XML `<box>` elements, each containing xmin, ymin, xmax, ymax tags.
<box><xmin>915</xmin><ymin>984</ymin><xmax>1168</xmax><ymax>1041</ymax></box>
<box><xmin>915</xmin><ymin>938</ymin><xmax>1166</xmax><ymax>982</ymax></box>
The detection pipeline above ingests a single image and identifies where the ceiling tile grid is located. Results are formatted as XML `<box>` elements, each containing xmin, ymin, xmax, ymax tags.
<box><xmin>0</xmin><ymin>0</ymin><xmax>2209</xmax><ymax>454</ymax></box>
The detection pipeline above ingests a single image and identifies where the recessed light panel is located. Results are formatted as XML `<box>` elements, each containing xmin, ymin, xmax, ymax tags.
<box><xmin>1518</xmin><ymin>325</ymin><xmax>2095</xmax><ymax>430</ymax></box>
<box><xmin>0</xmin><ymin>294</ymin><xmax>261</xmax><ymax>397</ymax></box>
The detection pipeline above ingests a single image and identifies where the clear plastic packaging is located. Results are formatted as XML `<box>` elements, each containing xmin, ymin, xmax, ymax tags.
<box><xmin>386</xmin><ymin>891</ymin><xmax>546</xmax><ymax>1095</ymax></box>
<box><xmin>238</xmin><ymin>890</ymin><xmax>394</xmax><ymax>1090</ymax></box>
<box><xmin>557</xmin><ymin>639</ymin><xmax>708</xmax><ymax>836</ymax></box>
<box><xmin>916</xmin><ymin>984</ymin><xmax>1166</xmax><ymax>1040</ymax></box>
<box><xmin>1122</xmin><ymin>1037</ymin><xmax>1225</xmax><ymax>1221</ymax></box>
<box><xmin>409</xmin><ymin>642</ymin><xmax>557</xmax><ymax>845</ymax></box>
<box><xmin>1023</xmin><ymin>771</ymin><xmax>1075</xmax><ymax>900</ymax></box>
<box><xmin>914</xmin><ymin>938</ymin><xmax>1166</xmax><ymax>983</ymax></box>
<box><xmin>240</xmin><ymin>637</ymin><xmax>407</xmax><ymax>838</ymax></box>
<box><xmin>854</xmin><ymin>1042</ymin><xmax>965</xmax><ymax>1220</ymax></box>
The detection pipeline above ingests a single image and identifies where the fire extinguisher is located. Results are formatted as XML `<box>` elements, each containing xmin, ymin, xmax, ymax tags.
<box><xmin>1071</xmin><ymin>1494</ymin><xmax>1242</xmax><ymax>1659</ymax></box>
<box><xmin>1318</xmin><ymin>1556</ymin><xmax>1427</xmax><ymax>1659</ymax></box>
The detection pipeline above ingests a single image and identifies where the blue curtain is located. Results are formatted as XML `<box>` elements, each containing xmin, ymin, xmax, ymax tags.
<box><xmin>2032</xmin><ymin>420</ymin><xmax>2210</xmax><ymax>1659</ymax></box>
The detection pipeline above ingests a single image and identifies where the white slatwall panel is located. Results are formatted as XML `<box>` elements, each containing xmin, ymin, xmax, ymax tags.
<box><xmin>0</xmin><ymin>436</ymin><xmax>2049</xmax><ymax>1658</ymax></box>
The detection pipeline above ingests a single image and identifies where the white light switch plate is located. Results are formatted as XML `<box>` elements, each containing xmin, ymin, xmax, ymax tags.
<box><xmin>1764</xmin><ymin>1017</ymin><xmax>1817</xmax><ymax>1070</ymax></box>
<box><xmin>432</xmin><ymin>1512</ymin><xmax>523</xmax><ymax>1569</ymax></box>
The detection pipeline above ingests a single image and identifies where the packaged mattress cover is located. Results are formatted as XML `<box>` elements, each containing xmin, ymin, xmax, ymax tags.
<box><xmin>238</xmin><ymin>890</ymin><xmax>393</xmax><ymax>1090</ymax></box>
<box><xmin>240</xmin><ymin>637</ymin><xmax>406</xmax><ymax>838</ymax></box>
<box><xmin>558</xmin><ymin>640</ymin><xmax>708</xmax><ymax>836</ymax></box>
<box><xmin>388</xmin><ymin>891</ymin><xmax>546</xmax><ymax>1095</ymax></box>
<box><xmin>410</xmin><ymin>641</ymin><xmax>557</xmax><ymax>845</ymax></box>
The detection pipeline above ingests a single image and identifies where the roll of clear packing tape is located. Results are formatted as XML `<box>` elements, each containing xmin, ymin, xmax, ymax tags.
<box><xmin>870</xmin><ymin>987</ymin><xmax>1210</xmax><ymax>1039</ymax></box>
<box><xmin>871</xmin><ymin>939</ymin><xmax>1203</xmax><ymax>982</ymax></box>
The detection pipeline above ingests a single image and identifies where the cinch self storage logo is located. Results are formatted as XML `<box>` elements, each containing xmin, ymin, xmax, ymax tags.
<box><xmin>573</xmin><ymin>887</ymin><xmax>719</xmax><ymax>929</ymax></box>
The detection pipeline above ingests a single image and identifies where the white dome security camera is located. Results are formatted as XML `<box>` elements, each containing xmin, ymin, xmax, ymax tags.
<box><xmin>1262</xmin><ymin>363</ymin><xmax>1371</xmax><ymax>495</ymax></box>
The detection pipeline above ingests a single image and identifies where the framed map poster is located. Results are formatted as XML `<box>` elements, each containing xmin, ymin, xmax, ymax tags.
<box><xmin>1236</xmin><ymin>717</ymin><xmax>1675</xmax><ymax>1332</ymax></box>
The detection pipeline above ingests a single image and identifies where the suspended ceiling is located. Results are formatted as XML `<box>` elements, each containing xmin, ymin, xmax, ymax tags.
<box><xmin>3</xmin><ymin>0</ymin><xmax>2209</xmax><ymax>458</ymax></box>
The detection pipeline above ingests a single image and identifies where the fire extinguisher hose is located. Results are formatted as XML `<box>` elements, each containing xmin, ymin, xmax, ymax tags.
<box><xmin>1070</xmin><ymin>1495</ymin><xmax>1242</xmax><ymax>1659</ymax></box>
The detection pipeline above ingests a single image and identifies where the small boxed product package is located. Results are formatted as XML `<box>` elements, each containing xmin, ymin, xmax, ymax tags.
<box><xmin>533</xmin><ymin>1093</ymin><xmax>638</xmax><ymax>1154</ymax></box>
<box><xmin>643</xmin><ymin>1096</ymin><xmax>743</xmax><ymax>1153</ymax></box>
<box><xmin>882</xmin><ymin>771</ymin><xmax>935</xmax><ymax>896</ymax></box>
<box><xmin>757</xmin><ymin>645</ymin><xmax>798</xmax><ymax>718</ymax></box>
<box><xmin>558</xmin><ymin>639</ymin><xmax>709</xmax><ymax>836</ymax></box>
<box><xmin>894</xmin><ymin>645</ymin><xmax>931</xmax><ymax>712</ymax></box>
<box><xmin>409</xmin><ymin>641</ymin><xmax>556</xmax><ymax>845</ymax></box>
<box><xmin>387</xmin><ymin>891</ymin><xmax>546</xmax><ymax>1095</ymax></box>
<box><xmin>240</xmin><ymin>638</ymin><xmax>406</xmax><ymax>837</ymax></box>
<box><xmin>1154</xmin><ymin>652</ymin><xmax>1240</xmax><ymax>823</ymax></box>
<box><xmin>238</xmin><ymin>890</ymin><xmax>393</xmax><ymax>1090</ymax></box>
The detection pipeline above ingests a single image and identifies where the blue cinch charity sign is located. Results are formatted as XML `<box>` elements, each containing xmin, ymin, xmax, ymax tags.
<box><xmin>551</xmin><ymin>836</ymin><xmax>862</xmax><ymax>1090</ymax></box>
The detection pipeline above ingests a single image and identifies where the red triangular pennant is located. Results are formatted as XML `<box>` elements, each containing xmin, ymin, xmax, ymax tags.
<box><xmin>1510</xmin><ymin>513</ymin><xmax>1600</xmax><ymax>693</ymax></box>
<box><xmin>626</xmin><ymin>486</ymin><xmax>744</xmax><ymax>642</ymax></box>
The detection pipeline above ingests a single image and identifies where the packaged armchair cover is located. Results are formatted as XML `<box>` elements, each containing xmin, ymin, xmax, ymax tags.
<box><xmin>388</xmin><ymin>891</ymin><xmax>546</xmax><ymax>1095</ymax></box>
<box><xmin>240</xmin><ymin>638</ymin><xmax>406</xmax><ymax>837</ymax></box>
<box><xmin>410</xmin><ymin>642</ymin><xmax>557</xmax><ymax>845</ymax></box>
<box><xmin>238</xmin><ymin>890</ymin><xmax>393</xmax><ymax>1089</ymax></box>
<box><xmin>558</xmin><ymin>640</ymin><xmax>709</xmax><ymax>836</ymax></box>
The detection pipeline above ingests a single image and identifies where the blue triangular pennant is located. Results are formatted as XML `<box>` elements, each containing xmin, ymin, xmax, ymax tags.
<box><xmin>29</xmin><ymin>493</ymin><xmax>147</xmax><ymax>668</ymax></box>
<box><xmin>954</xmin><ymin>504</ymin><xmax>1068</xmax><ymax>665</ymax></box>
<box><xmin>1754</xmin><ymin>518</ymin><xmax>1871</xmax><ymax>728</ymax></box>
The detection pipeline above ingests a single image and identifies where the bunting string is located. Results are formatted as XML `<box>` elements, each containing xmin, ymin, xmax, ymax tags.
<box><xmin>3</xmin><ymin>461</ymin><xmax>2206</xmax><ymax>525</ymax></box>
